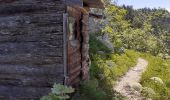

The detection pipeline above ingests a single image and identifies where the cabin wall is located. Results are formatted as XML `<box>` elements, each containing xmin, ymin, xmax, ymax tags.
<box><xmin>0</xmin><ymin>0</ymin><xmax>65</xmax><ymax>99</ymax></box>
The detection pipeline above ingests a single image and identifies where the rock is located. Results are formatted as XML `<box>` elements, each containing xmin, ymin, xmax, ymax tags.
<box><xmin>131</xmin><ymin>83</ymin><xmax>143</xmax><ymax>92</ymax></box>
<box><xmin>150</xmin><ymin>77</ymin><xmax>164</xmax><ymax>84</ymax></box>
<box><xmin>96</xmin><ymin>33</ymin><xmax>114</xmax><ymax>52</ymax></box>
<box><xmin>142</xmin><ymin>87</ymin><xmax>156</xmax><ymax>98</ymax></box>
<box><xmin>89</xmin><ymin>17</ymin><xmax>106</xmax><ymax>33</ymax></box>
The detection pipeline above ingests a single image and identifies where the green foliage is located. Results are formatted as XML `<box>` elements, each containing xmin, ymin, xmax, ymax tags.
<box><xmin>77</xmin><ymin>3</ymin><xmax>170</xmax><ymax>100</ymax></box>
<box><xmin>81</xmin><ymin>35</ymin><xmax>140</xmax><ymax>100</ymax></box>
<box><xmin>103</xmin><ymin>4</ymin><xmax>170</xmax><ymax>56</ymax></box>
<box><xmin>74</xmin><ymin>35</ymin><xmax>139</xmax><ymax>100</ymax></box>
<box><xmin>104</xmin><ymin>5</ymin><xmax>129</xmax><ymax>33</ymax></box>
<box><xmin>79</xmin><ymin>80</ymin><xmax>108</xmax><ymax>100</ymax></box>
<box><xmin>41</xmin><ymin>84</ymin><xmax>74</xmax><ymax>100</ymax></box>
<box><xmin>89</xmin><ymin>34</ymin><xmax>112</xmax><ymax>56</ymax></box>
<box><xmin>110</xmin><ymin>50</ymin><xmax>139</xmax><ymax>78</ymax></box>
<box><xmin>140</xmin><ymin>54</ymin><xmax>170</xmax><ymax>99</ymax></box>
<box><xmin>141</xmin><ymin>87</ymin><xmax>156</xmax><ymax>98</ymax></box>
<box><xmin>41</xmin><ymin>93</ymin><xmax>60</xmax><ymax>100</ymax></box>
<box><xmin>88</xmin><ymin>35</ymin><xmax>170</xmax><ymax>99</ymax></box>
<box><xmin>78</xmin><ymin>34</ymin><xmax>170</xmax><ymax>100</ymax></box>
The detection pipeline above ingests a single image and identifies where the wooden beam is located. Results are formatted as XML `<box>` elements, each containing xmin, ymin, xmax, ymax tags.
<box><xmin>89</xmin><ymin>13</ymin><xmax>103</xmax><ymax>19</ymax></box>
<box><xmin>83</xmin><ymin>0</ymin><xmax>104</xmax><ymax>9</ymax></box>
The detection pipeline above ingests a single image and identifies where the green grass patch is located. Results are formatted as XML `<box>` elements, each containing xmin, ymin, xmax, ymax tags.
<box><xmin>140</xmin><ymin>54</ymin><xmax>170</xmax><ymax>100</ymax></box>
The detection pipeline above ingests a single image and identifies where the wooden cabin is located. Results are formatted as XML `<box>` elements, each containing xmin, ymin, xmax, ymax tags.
<box><xmin>0</xmin><ymin>0</ymin><xmax>104</xmax><ymax>99</ymax></box>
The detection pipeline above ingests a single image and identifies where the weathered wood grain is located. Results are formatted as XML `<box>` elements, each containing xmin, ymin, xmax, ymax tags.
<box><xmin>0</xmin><ymin>64</ymin><xmax>63</xmax><ymax>76</ymax></box>
<box><xmin>0</xmin><ymin>85</ymin><xmax>50</xmax><ymax>98</ymax></box>
<box><xmin>0</xmin><ymin>0</ymin><xmax>65</xmax><ymax>98</ymax></box>
<box><xmin>0</xmin><ymin>54</ymin><xmax>63</xmax><ymax>64</ymax></box>
<box><xmin>0</xmin><ymin>74</ymin><xmax>64</xmax><ymax>87</ymax></box>
<box><xmin>0</xmin><ymin>26</ymin><xmax>63</xmax><ymax>36</ymax></box>
<box><xmin>0</xmin><ymin>13</ymin><xmax>63</xmax><ymax>28</ymax></box>
<box><xmin>0</xmin><ymin>1</ymin><xmax>65</xmax><ymax>15</ymax></box>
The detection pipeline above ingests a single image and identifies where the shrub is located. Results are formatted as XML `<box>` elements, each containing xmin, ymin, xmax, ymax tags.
<box><xmin>79</xmin><ymin>80</ymin><xmax>108</xmax><ymax>100</ymax></box>
<box><xmin>41</xmin><ymin>84</ymin><xmax>74</xmax><ymax>100</ymax></box>
<box><xmin>87</xmin><ymin>35</ymin><xmax>139</xmax><ymax>99</ymax></box>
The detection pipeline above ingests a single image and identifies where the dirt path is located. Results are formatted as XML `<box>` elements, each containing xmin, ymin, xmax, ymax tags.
<box><xmin>114</xmin><ymin>58</ymin><xmax>148</xmax><ymax>100</ymax></box>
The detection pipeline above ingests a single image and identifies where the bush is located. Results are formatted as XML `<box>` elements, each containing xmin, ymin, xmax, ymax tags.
<box><xmin>87</xmin><ymin>35</ymin><xmax>139</xmax><ymax>99</ymax></box>
<box><xmin>79</xmin><ymin>80</ymin><xmax>108</xmax><ymax>100</ymax></box>
<box><xmin>41</xmin><ymin>84</ymin><xmax>74</xmax><ymax>100</ymax></box>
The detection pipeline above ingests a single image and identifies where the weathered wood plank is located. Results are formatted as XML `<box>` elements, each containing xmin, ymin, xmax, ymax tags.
<box><xmin>83</xmin><ymin>0</ymin><xmax>104</xmax><ymax>8</ymax></box>
<box><xmin>0</xmin><ymin>34</ymin><xmax>63</xmax><ymax>42</ymax></box>
<box><xmin>68</xmin><ymin>65</ymin><xmax>81</xmax><ymax>75</ymax></box>
<box><xmin>0</xmin><ymin>96</ymin><xmax>38</xmax><ymax>100</ymax></box>
<box><xmin>68</xmin><ymin>52</ymin><xmax>81</xmax><ymax>64</ymax></box>
<box><xmin>0</xmin><ymin>41</ymin><xmax>63</xmax><ymax>50</ymax></box>
<box><xmin>0</xmin><ymin>74</ymin><xmax>64</xmax><ymax>87</ymax></box>
<box><xmin>0</xmin><ymin>0</ymin><xmax>62</xmax><ymax>4</ymax></box>
<box><xmin>0</xmin><ymin>64</ymin><xmax>63</xmax><ymax>76</ymax></box>
<box><xmin>0</xmin><ymin>3</ymin><xmax>65</xmax><ymax>15</ymax></box>
<box><xmin>0</xmin><ymin>47</ymin><xmax>63</xmax><ymax>57</ymax></box>
<box><xmin>0</xmin><ymin>85</ymin><xmax>50</xmax><ymax>98</ymax></box>
<box><xmin>0</xmin><ymin>26</ymin><xmax>63</xmax><ymax>36</ymax></box>
<box><xmin>0</xmin><ymin>13</ymin><xmax>63</xmax><ymax>28</ymax></box>
<box><xmin>0</xmin><ymin>0</ymin><xmax>65</xmax><ymax>98</ymax></box>
<box><xmin>67</xmin><ymin>71</ymin><xmax>81</xmax><ymax>85</ymax></box>
<box><xmin>0</xmin><ymin>54</ymin><xmax>63</xmax><ymax>64</ymax></box>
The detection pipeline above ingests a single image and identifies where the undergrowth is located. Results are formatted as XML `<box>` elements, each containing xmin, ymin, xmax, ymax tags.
<box><xmin>73</xmin><ymin>34</ymin><xmax>170</xmax><ymax>100</ymax></box>
<box><xmin>140</xmin><ymin>53</ymin><xmax>170</xmax><ymax>100</ymax></box>
<box><xmin>73</xmin><ymin>34</ymin><xmax>139</xmax><ymax>100</ymax></box>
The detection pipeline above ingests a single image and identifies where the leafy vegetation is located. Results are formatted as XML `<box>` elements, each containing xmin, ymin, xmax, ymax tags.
<box><xmin>90</xmin><ymin>34</ymin><xmax>140</xmax><ymax>85</ymax></box>
<box><xmin>97</xmin><ymin>2</ymin><xmax>170</xmax><ymax>99</ymax></box>
<box><xmin>41</xmin><ymin>84</ymin><xmax>74</xmax><ymax>100</ymax></box>
<box><xmin>140</xmin><ymin>54</ymin><xmax>170</xmax><ymax>100</ymax></box>
<box><xmin>103</xmin><ymin>3</ymin><xmax>170</xmax><ymax>56</ymax></box>
<box><xmin>84</xmin><ymin>34</ymin><xmax>170</xmax><ymax>100</ymax></box>
<box><xmin>75</xmin><ymin>1</ymin><xmax>170</xmax><ymax>99</ymax></box>
<box><xmin>72</xmin><ymin>34</ymin><xmax>141</xmax><ymax>100</ymax></box>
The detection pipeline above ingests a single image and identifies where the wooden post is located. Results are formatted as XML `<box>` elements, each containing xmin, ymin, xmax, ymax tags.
<box><xmin>81</xmin><ymin>14</ymin><xmax>90</xmax><ymax>80</ymax></box>
<box><xmin>63</xmin><ymin>13</ymin><xmax>68</xmax><ymax>85</ymax></box>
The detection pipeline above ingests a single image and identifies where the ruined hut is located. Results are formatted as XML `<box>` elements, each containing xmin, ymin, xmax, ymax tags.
<box><xmin>0</xmin><ymin>0</ymin><xmax>104</xmax><ymax>99</ymax></box>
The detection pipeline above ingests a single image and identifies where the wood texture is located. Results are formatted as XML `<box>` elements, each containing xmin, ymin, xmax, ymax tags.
<box><xmin>65</xmin><ymin>0</ymin><xmax>83</xmax><ymax>7</ymax></box>
<box><xmin>0</xmin><ymin>0</ymin><xmax>65</xmax><ymax>99</ymax></box>
<box><xmin>81</xmin><ymin>14</ymin><xmax>90</xmax><ymax>80</ymax></box>
<box><xmin>67</xmin><ymin>7</ymin><xmax>82</xmax><ymax>86</ymax></box>
<box><xmin>83</xmin><ymin>0</ymin><xmax>104</xmax><ymax>9</ymax></box>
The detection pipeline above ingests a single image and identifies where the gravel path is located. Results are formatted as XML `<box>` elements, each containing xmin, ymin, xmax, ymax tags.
<box><xmin>114</xmin><ymin>58</ymin><xmax>148</xmax><ymax>100</ymax></box>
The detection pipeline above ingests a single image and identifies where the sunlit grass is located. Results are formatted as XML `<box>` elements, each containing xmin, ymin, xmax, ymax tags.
<box><xmin>140</xmin><ymin>53</ymin><xmax>170</xmax><ymax>100</ymax></box>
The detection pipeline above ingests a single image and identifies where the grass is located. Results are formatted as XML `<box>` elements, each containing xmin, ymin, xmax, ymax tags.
<box><xmin>90</xmin><ymin>34</ymin><xmax>139</xmax><ymax>85</ymax></box>
<box><xmin>140</xmin><ymin>53</ymin><xmax>170</xmax><ymax>100</ymax></box>
<box><xmin>89</xmin><ymin>34</ymin><xmax>170</xmax><ymax>100</ymax></box>
<box><xmin>73</xmin><ymin>34</ymin><xmax>170</xmax><ymax>100</ymax></box>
